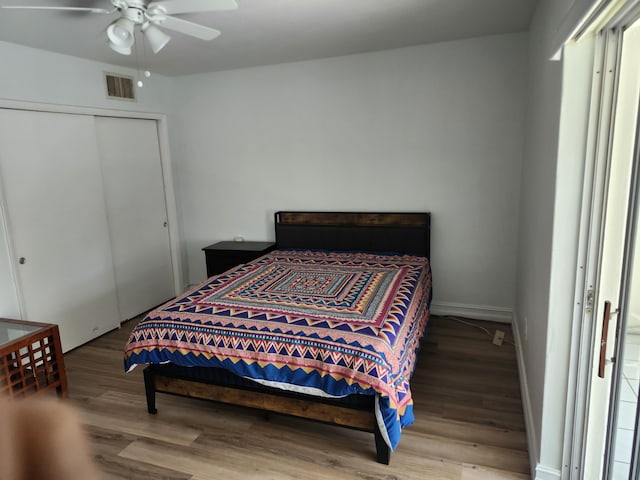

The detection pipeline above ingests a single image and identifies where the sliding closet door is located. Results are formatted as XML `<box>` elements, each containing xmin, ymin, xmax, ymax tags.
<box><xmin>0</xmin><ymin>215</ymin><xmax>19</xmax><ymax>319</ymax></box>
<box><xmin>0</xmin><ymin>109</ymin><xmax>120</xmax><ymax>351</ymax></box>
<box><xmin>95</xmin><ymin>116</ymin><xmax>174</xmax><ymax>321</ymax></box>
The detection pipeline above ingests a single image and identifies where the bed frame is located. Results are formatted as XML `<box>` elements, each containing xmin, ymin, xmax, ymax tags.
<box><xmin>142</xmin><ymin>211</ymin><xmax>431</xmax><ymax>464</ymax></box>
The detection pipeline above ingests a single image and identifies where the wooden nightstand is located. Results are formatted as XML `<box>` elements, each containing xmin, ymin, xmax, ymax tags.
<box><xmin>202</xmin><ymin>241</ymin><xmax>276</xmax><ymax>277</ymax></box>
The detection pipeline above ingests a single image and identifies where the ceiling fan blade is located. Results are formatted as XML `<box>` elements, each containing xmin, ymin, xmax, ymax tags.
<box><xmin>1</xmin><ymin>5</ymin><xmax>112</xmax><ymax>13</ymax></box>
<box><xmin>151</xmin><ymin>15</ymin><xmax>221</xmax><ymax>40</ymax></box>
<box><xmin>147</xmin><ymin>0</ymin><xmax>237</xmax><ymax>15</ymax></box>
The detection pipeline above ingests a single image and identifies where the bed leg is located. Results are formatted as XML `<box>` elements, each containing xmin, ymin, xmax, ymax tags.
<box><xmin>143</xmin><ymin>367</ymin><xmax>158</xmax><ymax>414</ymax></box>
<box><xmin>374</xmin><ymin>423</ymin><xmax>390</xmax><ymax>465</ymax></box>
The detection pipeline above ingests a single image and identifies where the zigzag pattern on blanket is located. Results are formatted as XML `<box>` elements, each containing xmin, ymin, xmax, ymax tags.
<box><xmin>124</xmin><ymin>249</ymin><xmax>432</xmax><ymax>450</ymax></box>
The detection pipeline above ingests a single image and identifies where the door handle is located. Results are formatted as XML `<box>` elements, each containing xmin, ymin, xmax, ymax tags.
<box><xmin>598</xmin><ymin>301</ymin><xmax>613</xmax><ymax>378</ymax></box>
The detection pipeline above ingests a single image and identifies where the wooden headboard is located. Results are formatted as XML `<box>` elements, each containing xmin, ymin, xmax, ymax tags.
<box><xmin>274</xmin><ymin>211</ymin><xmax>430</xmax><ymax>257</ymax></box>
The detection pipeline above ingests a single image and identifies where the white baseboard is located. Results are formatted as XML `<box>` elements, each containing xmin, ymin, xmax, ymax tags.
<box><xmin>430</xmin><ymin>301</ymin><xmax>513</xmax><ymax>323</ymax></box>
<box><xmin>512</xmin><ymin>314</ymin><xmax>539</xmax><ymax>480</ymax></box>
<box><xmin>512</xmin><ymin>314</ymin><xmax>562</xmax><ymax>480</ymax></box>
<box><xmin>535</xmin><ymin>464</ymin><xmax>562</xmax><ymax>480</ymax></box>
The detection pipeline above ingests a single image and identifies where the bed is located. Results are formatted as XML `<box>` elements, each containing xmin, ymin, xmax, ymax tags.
<box><xmin>124</xmin><ymin>211</ymin><xmax>432</xmax><ymax>464</ymax></box>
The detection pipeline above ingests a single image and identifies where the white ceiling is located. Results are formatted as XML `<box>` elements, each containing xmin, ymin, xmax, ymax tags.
<box><xmin>0</xmin><ymin>0</ymin><xmax>539</xmax><ymax>76</ymax></box>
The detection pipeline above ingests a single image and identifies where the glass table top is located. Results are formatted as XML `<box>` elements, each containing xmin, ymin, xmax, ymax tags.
<box><xmin>0</xmin><ymin>318</ymin><xmax>46</xmax><ymax>348</ymax></box>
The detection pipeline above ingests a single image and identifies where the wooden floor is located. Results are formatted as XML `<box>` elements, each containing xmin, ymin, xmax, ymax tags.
<box><xmin>63</xmin><ymin>315</ymin><xmax>531</xmax><ymax>479</ymax></box>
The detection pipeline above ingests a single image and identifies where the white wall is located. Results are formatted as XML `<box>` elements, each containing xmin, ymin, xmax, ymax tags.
<box><xmin>515</xmin><ymin>1</ymin><xmax>563</xmax><ymax>474</ymax></box>
<box><xmin>0</xmin><ymin>41</ymin><xmax>175</xmax><ymax>318</ymax></box>
<box><xmin>170</xmin><ymin>34</ymin><xmax>527</xmax><ymax>318</ymax></box>
<box><xmin>0</xmin><ymin>41</ymin><xmax>174</xmax><ymax>113</ymax></box>
<box><xmin>515</xmin><ymin>0</ymin><xmax>595</xmax><ymax>477</ymax></box>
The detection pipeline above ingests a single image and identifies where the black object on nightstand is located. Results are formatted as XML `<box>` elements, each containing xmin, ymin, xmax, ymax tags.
<box><xmin>202</xmin><ymin>241</ymin><xmax>276</xmax><ymax>277</ymax></box>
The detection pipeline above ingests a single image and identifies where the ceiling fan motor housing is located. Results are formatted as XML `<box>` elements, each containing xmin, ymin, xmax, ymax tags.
<box><xmin>123</xmin><ymin>7</ymin><xmax>145</xmax><ymax>25</ymax></box>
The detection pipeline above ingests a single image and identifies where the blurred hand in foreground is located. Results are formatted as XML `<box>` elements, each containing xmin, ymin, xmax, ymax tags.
<box><xmin>0</xmin><ymin>397</ymin><xmax>100</xmax><ymax>480</ymax></box>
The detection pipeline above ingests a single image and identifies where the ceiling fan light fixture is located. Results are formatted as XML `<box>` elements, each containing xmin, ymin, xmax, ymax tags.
<box><xmin>107</xmin><ymin>17</ymin><xmax>135</xmax><ymax>55</ymax></box>
<box><xmin>142</xmin><ymin>23</ymin><xmax>171</xmax><ymax>54</ymax></box>
<box><xmin>4</xmin><ymin>0</ymin><xmax>230</xmax><ymax>58</ymax></box>
<box><xmin>107</xmin><ymin>41</ymin><xmax>133</xmax><ymax>55</ymax></box>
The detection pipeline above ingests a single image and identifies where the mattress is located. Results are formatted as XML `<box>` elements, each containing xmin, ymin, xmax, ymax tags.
<box><xmin>124</xmin><ymin>249</ymin><xmax>432</xmax><ymax>450</ymax></box>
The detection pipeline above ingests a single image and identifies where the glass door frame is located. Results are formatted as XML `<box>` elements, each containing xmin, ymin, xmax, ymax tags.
<box><xmin>606</xmin><ymin>95</ymin><xmax>640</xmax><ymax>479</ymax></box>
<box><xmin>565</xmin><ymin>8</ymin><xmax>640</xmax><ymax>478</ymax></box>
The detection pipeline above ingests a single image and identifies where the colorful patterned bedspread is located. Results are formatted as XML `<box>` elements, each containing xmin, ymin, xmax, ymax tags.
<box><xmin>124</xmin><ymin>249</ymin><xmax>432</xmax><ymax>450</ymax></box>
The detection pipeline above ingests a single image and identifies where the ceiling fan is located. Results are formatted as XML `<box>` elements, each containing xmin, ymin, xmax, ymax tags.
<box><xmin>1</xmin><ymin>0</ymin><xmax>238</xmax><ymax>55</ymax></box>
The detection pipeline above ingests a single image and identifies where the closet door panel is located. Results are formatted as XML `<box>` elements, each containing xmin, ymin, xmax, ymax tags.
<box><xmin>0</xmin><ymin>214</ymin><xmax>19</xmax><ymax>319</ymax></box>
<box><xmin>0</xmin><ymin>109</ymin><xmax>120</xmax><ymax>351</ymax></box>
<box><xmin>95</xmin><ymin>116</ymin><xmax>174</xmax><ymax>320</ymax></box>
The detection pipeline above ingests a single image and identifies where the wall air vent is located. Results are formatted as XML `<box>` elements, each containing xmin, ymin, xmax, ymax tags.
<box><xmin>105</xmin><ymin>73</ymin><xmax>136</xmax><ymax>101</ymax></box>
